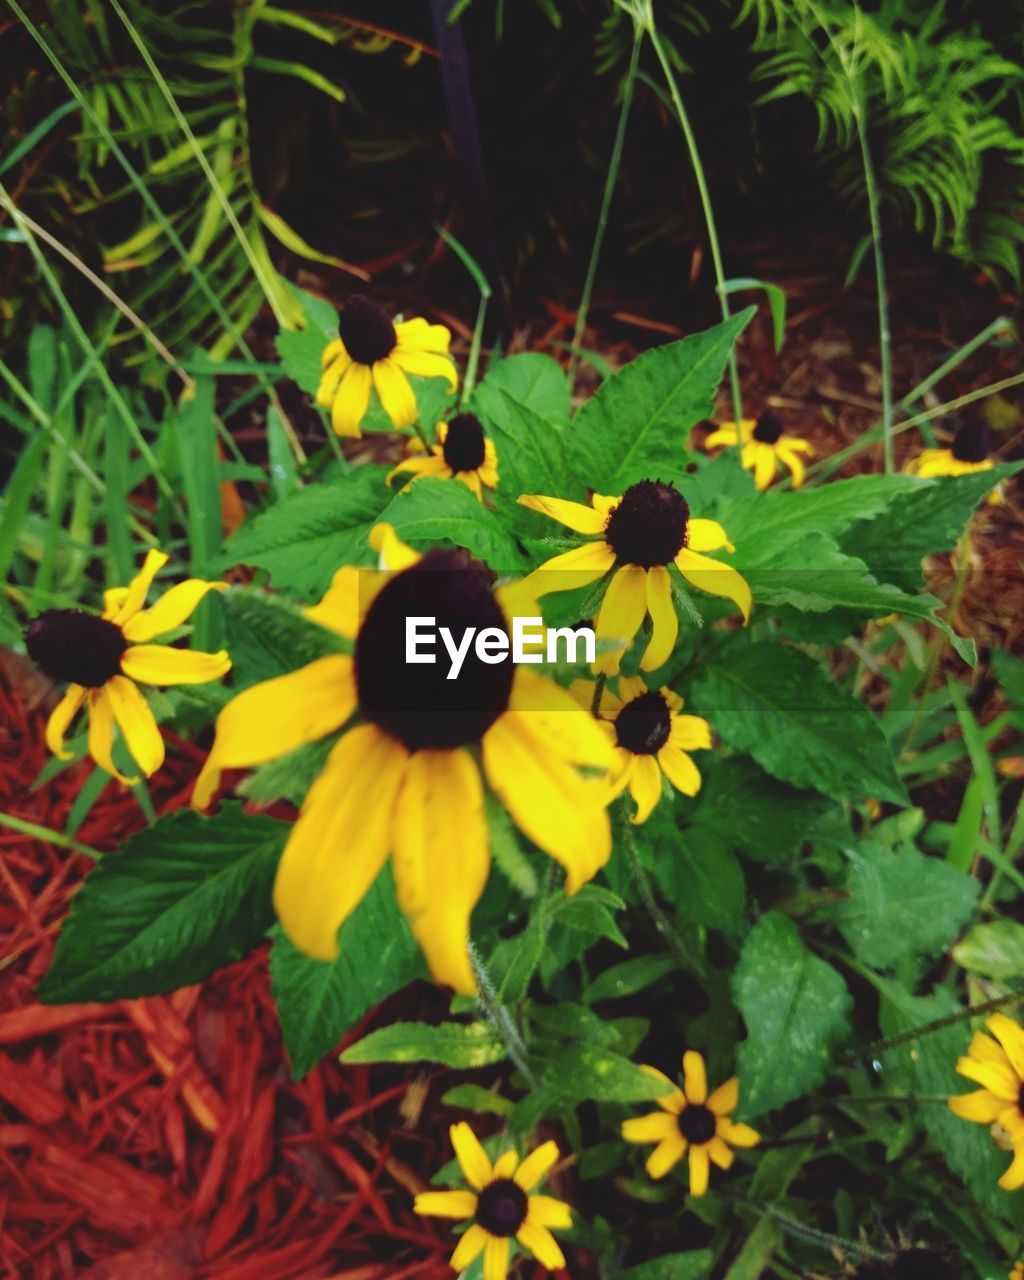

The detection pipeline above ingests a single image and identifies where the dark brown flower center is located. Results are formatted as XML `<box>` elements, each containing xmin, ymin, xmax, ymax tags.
<box><xmin>26</xmin><ymin>609</ymin><xmax>127</xmax><ymax>687</ymax></box>
<box><xmin>442</xmin><ymin>413</ymin><xmax>487</xmax><ymax>473</ymax></box>
<box><xmin>951</xmin><ymin>420</ymin><xmax>990</xmax><ymax>464</ymax></box>
<box><xmin>678</xmin><ymin>1104</ymin><xmax>716</xmax><ymax>1145</ymax></box>
<box><xmin>752</xmin><ymin>411</ymin><xmax>784</xmax><ymax>444</ymax></box>
<box><xmin>354</xmin><ymin>550</ymin><xmax>513</xmax><ymax>751</ymax></box>
<box><xmin>475</xmin><ymin>1179</ymin><xmax>528</xmax><ymax>1236</ymax></box>
<box><xmin>337</xmin><ymin>295</ymin><xmax>397</xmax><ymax>365</ymax></box>
<box><xmin>603</xmin><ymin>480</ymin><xmax>689</xmax><ymax>569</ymax></box>
<box><xmin>614</xmin><ymin>690</ymin><xmax>671</xmax><ymax>755</ymax></box>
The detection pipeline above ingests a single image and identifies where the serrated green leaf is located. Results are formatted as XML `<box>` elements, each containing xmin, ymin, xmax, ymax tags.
<box><xmin>340</xmin><ymin>1019</ymin><xmax>507</xmax><ymax>1068</ymax></box>
<box><xmin>953</xmin><ymin>920</ymin><xmax>1024</xmax><ymax>979</ymax></box>
<box><xmin>269</xmin><ymin>867</ymin><xmax>424</xmax><ymax>1078</ymax></box>
<box><xmin>565</xmin><ymin>310</ymin><xmax>755</xmax><ymax>492</ymax></box>
<box><xmin>837</xmin><ymin>840</ymin><xmax>979</xmax><ymax>968</ymax></box>
<box><xmin>222</xmin><ymin>588</ymin><xmax>345</xmax><ymax>688</ymax></box>
<box><xmin>379</xmin><ymin>474</ymin><xmax>526</xmax><ymax>571</ymax></box>
<box><xmin>614</xmin><ymin>1251</ymin><xmax>714</xmax><ymax>1280</ymax></box>
<box><xmin>533</xmin><ymin>1042</ymin><xmax>677</xmax><ymax>1103</ymax></box>
<box><xmin>275</xmin><ymin>284</ymin><xmax>339</xmax><ymax>395</ymax></box>
<box><xmin>479</xmin><ymin>391</ymin><xmax>575</xmax><ymax>536</ymax></box>
<box><xmin>40</xmin><ymin>805</ymin><xmax>286</xmax><ymax>1003</ymax></box>
<box><xmin>473</xmin><ymin>351</ymin><xmax>570</xmax><ymax>427</ymax></box>
<box><xmin>691</xmin><ymin>643</ymin><xmax>906</xmax><ymax>805</ymax></box>
<box><xmin>732</xmin><ymin>912</ymin><xmax>852</xmax><ymax>1117</ymax></box>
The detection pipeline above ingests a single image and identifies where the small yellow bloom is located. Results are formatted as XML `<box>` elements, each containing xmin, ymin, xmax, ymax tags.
<box><xmin>905</xmin><ymin>421</ymin><xmax>1001</xmax><ymax>504</ymax></box>
<box><xmin>1009</xmin><ymin>1261</ymin><xmax>1024</xmax><ymax>1280</ymax></box>
<box><xmin>948</xmin><ymin>1012</ymin><xmax>1024</xmax><ymax>1189</ymax></box>
<box><xmin>622</xmin><ymin>1049</ymin><xmax>760</xmax><ymax>1196</ymax></box>
<box><xmin>388</xmin><ymin>412</ymin><xmax>498</xmax><ymax>501</ymax></box>
<box><xmin>27</xmin><ymin>550</ymin><xmax>230</xmax><ymax>783</ymax></box>
<box><xmin>704</xmin><ymin>411</ymin><xmax>814</xmax><ymax>490</ymax></box>
<box><xmin>570</xmin><ymin>676</ymin><xmax>711</xmax><ymax>822</ymax></box>
<box><xmin>193</xmin><ymin>530</ymin><xmax>614</xmax><ymax>996</ymax></box>
<box><xmin>518</xmin><ymin>480</ymin><xmax>750</xmax><ymax>676</ymax></box>
<box><xmin>415</xmin><ymin>1123</ymin><xmax>572</xmax><ymax>1280</ymax></box>
<box><xmin>317</xmin><ymin>295</ymin><xmax>458</xmax><ymax>438</ymax></box>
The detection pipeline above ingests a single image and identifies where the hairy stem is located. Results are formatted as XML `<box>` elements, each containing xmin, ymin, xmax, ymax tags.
<box><xmin>470</xmin><ymin>946</ymin><xmax>538</xmax><ymax>1088</ymax></box>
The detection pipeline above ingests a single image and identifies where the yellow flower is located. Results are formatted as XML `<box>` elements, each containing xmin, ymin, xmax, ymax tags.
<box><xmin>518</xmin><ymin>481</ymin><xmax>750</xmax><ymax>676</ymax></box>
<box><xmin>570</xmin><ymin>676</ymin><xmax>711</xmax><ymax>823</ymax></box>
<box><xmin>316</xmin><ymin>296</ymin><xmax>458</xmax><ymax>438</ymax></box>
<box><xmin>415</xmin><ymin>1123</ymin><xmax>572</xmax><ymax>1280</ymax></box>
<box><xmin>388</xmin><ymin>412</ymin><xmax>499</xmax><ymax>501</ymax></box>
<box><xmin>622</xmin><ymin>1049</ymin><xmax>760</xmax><ymax>1196</ymax></box>
<box><xmin>26</xmin><ymin>549</ymin><xmax>230</xmax><ymax>784</ymax></box>
<box><xmin>1009</xmin><ymin>1261</ymin><xmax>1024</xmax><ymax>1280</ymax></box>
<box><xmin>704</xmin><ymin>411</ymin><xmax>814</xmax><ymax>489</ymax></box>
<box><xmin>192</xmin><ymin>531</ymin><xmax>614</xmax><ymax>996</ymax></box>
<box><xmin>905</xmin><ymin>421</ymin><xmax>1001</xmax><ymax>504</ymax></box>
<box><xmin>948</xmin><ymin>1012</ymin><xmax>1024</xmax><ymax>1189</ymax></box>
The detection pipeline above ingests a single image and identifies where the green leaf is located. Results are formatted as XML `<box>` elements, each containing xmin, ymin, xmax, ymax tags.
<box><xmin>532</xmin><ymin>1042</ymin><xmax>677</xmax><ymax>1103</ymax></box>
<box><xmin>648</xmin><ymin>816</ymin><xmax>746</xmax><ymax>934</ymax></box>
<box><xmin>837</xmin><ymin>840</ymin><xmax>979</xmax><ymax>968</ymax></box>
<box><xmin>379</xmin><ymin>475</ymin><xmax>526</xmax><ymax>571</ymax></box>
<box><xmin>223</xmin><ymin>466</ymin><xmax>389</xmax><ymax>597</ymax></box>
<box><xmin>565</xmin><ymin>310</ymin><xmax>755</xmax><ymax>492</ymax></box>
<box><xmin>583</xmin><ymin>953</ymin><xmax>679</xmax><ymax>1004</ymax></box>
<box><xmin>269</xmin><ymin>868</ymin><xmax>424</xmax><ymax>1079</ymax></box>
<box><xmin>275</xmin><ymin>284</ymin><xmax>340</xmax><ymax>396</ymax></box>
<box><xmin>40</xmin><ymin>806</ymin><xmax>286</xmax><ymax>1003</ymax></box>
<box><xmin>732</xmin><ymin>912</ymin><xmax>852</xmax><ymax>1117</ymax></box>
<box><xmin>953</xmin><ymin>920</ymin><xmax>1024</xmax><ymax>979</ymax></box>
<box><xmin>614</xmin><ymin>1251</ymin><xmax>714</xmax><ymax>1280</ymax></box>
<box><xmin>473</xmin><ymin>352</ymin><xmax>570</xmax><ymax>427</ymax></box>
<box><xmin>340</xmin><ymin>1020</ymin><xmax>507</xmax><ymax>1068</ymax></box>
<box><xmin>440</xmin><ymin>1084</ymin><xmax>514</xmax><ymax>1116</ymax></box>
<box><xmin>691</xmin><ymin>643</ymin><xmax>906</xmax><ymax>805</ymax></box>
<box><xmin>723</xmin><ymin>275</ymin><xmax>787</xmax><ymax>351</ymax></box>
<box><xmin>479</xmin><ymin>391</ymin><xmax>575</xmax><ymax>535</ymax></box>
<box><xmin>222</xmin><ymin>588</ymin><xmax>344</xmax><ymax>688</ymax></box>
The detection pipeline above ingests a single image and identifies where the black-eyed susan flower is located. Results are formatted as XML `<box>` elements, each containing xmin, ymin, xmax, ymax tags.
<box><xmin>388</xmin><ymin>412</ymin><xmax>498</xmax><ymax>501</ymax></box>
<box><xmin>948</xmin><ymin>1011</ymin><xmax>1024</xmax><ymax>1189</ymax></box>
<box><xmin>192</xmin><ymin>531</ymin><xmax>613</xmax><ymax>995</ymax></box>
<box><xmin>415</xmin><ymin>1122</ymin><xmax>571</xmax><ymax>1279</ymax></box>
<box><xmin>519</xmin><ymin>481</ymin><xmax>750</xmax><ymax>676</ymax></box>
<box><xmin>570</xmin><ymin>676</ymin><xmax>711</xmax><ymax>823</ymax></box>
<box><xmin>704</xmin><ymin>410</ymin><xmax>814</xmax><ymax>489</ymax></box>
<box><xmin>316</xmin><ymin>295</ymin><xmax>458</xmax><ymax>437</ymax></box>
<box><xmin>905</xmin><ymin>420</ymin><xmax>1002</xmax><ymax>504</ymax></box>
<box><xmin>26</xmin><ymin>550</ymin><xmax>230</xmax><ymax>784</ymax></box>
<box><xmin>622</xmin><ymin>1049</ymin><xmax>760</xmax><ymax>1196</ymax></box>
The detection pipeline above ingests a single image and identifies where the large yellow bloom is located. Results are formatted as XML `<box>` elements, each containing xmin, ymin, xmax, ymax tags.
<box><xmin>948</xmin><ymin>1012</ymin><xmax>1024</xmax><ymax>1189</ymax></box>
<box><xmin>415</xmin><ymin>1123</ymin><xmax>572</xmax><ymax>1280</ymax></box>
<box><xmin>317</xmin><ymin>295</ymin><xmax>458</xmax><ymax>438</ymax></box>
<box><xmin>388</xmin><ymin>412</ymin><xmax>499</xmax><ymax>502</ymax></box>
<box><xmin>192</xmin><ymin>532</ymin><xmax>613</xmax><ymax>995</ymax></box>
<box><xmin>622</xmin><ymin>1049</ymin><xmax>760</xmax><ymax>1196</ymax></box>
<box><xmin>519</xmin><ymin>480</ymin><xmax>750</xmax><ymax>675</ymax></box>
<box><xmin>704</xmin><ymin>411</ymin><xmax>814</xmax><ymax>490</ymax></box>
<box><xmin>905</xmin><ymin>420</ymin><xmax>1001</xmax><ymax>505</ymax></box>
<box><xmin>27</xmin><ymin>549</ymin><xmax>230</xmax><ymax>783</ymax></box>
<box><xmin>570</xmin><ymin>676</ymin><xmax>711</xmax><ymax>823</ymax></box>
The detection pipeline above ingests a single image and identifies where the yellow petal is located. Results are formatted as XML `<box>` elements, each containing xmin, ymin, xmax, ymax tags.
<box><xmin>304</xmin><ymin>565</ymin><xmax>363</xmax><ymax>639</ymax></box>
<box><xmin>987</xmin><ymin>1013</ymin><xmax>1024</xmax><ymax>1078</ymax></box>
<box><xmin>708</xmin><ymin>1136</ymin><xmax>734</xmax><ymax>1170</ymax></box>
<box><xmin>658</xmin><ymin>743</ymin><xmax>702</xmax><ymax>797</ymax></box>
<box><xmin>683</xmin><ymin>1050</ymin><xmax>708</xmax><ymax>1104</ymax></box>
<box><xmin>450</xmin><ymin>1122</ymin><xmax>492</xmax><ymax>1190</ymax></box>
<box><xmin>120</xmin><ymin>644</ymin><xmax>230</xmax><ymax>686</ymax></box>
<box><xmin>525</xmin><ymin>1195</ymin><xmax>573</xmax><ymax>1230</ymax></box>
<box><xmin>641</xmin><ymin>566</ymin><xmax>677</xmax><ymax>672</ymax></box>
<box><xmin>646</xmin><ymin>1133</ymin><xmax>686</xmax><ymax>1179</ymax></box>
<box><xmin>753</xmin><ymin>442</ymin><xmax>777</xmax><ymax>490</ymax></box>
<box><xmin>641</xmin><ymin>1064</ymin><xmax>685</xmax><ymax>1113</ymax></box>
<box><xmin>394</xmin><ymin>317</ymin><xmax>452</xmax><ymax>354</ymax></box>
<box><xmin>121</xmin><ymin>579</ymin><xmax>228</xmax><ymax>642</ymax></box>
<box><xmin>999</xmin><ymin>1146</ymin><xmax>1024</xmax><ymax>1192</ymax></box>
<box><xmin>45</xmin><ymin>685</ymin><xmax>86</xmax><ymax>759</ymax></box>
<box><xmin>192</xmin><ymin>656</ymin><xmax>357</xmax><ymax>809</ymax></box>
<box><xmin>717</xmin><ymin>1119</ymin><xmax>760</xmax><ymax>1148</ymax></box>
<box><xmin>482</xmin><ymin>714</ymin><xmax>611</xmax><ymax>894</ymax></box>
<box><xmin>491</xmin><ymin>1150</ymin><xmax>519</xmax><ymax>1181</ymax></box>
<box><xmin>483</xmin><ymin>1235</ymin><xmax>510</xmax><ymax>1280</ymax></box>
<box><xmin>567</xmin><ymin>678</ymin><xmax>623</xmax><ymax>720</ymax></box>
<box><xmin>516</xmin><ymin>1222</ymin><xmax>565</xmax><ymax>1270</ymax></box>
<box><xmin>594</xmin><ymin>566</ymin><xmax>648</xmax><ymax>675</ymax></box>
<box><xmin>450</xmin><ymin>1223</ymin><xmax>488</xmax><ymax>1272</ymax></box>
<box><xmin>105</xmin><ymin>675</ymin><xmax>164</xmax><ymax>777</ymax></box>
<box><xmin>513</xmin><ymin>1139</ymin><xmax>559</xmax><ymax>1191</ymax></box>
<box><xmin>703</xmin><ymin>425</ymin><xmax>740</xmax><ymax>449</ymax></box>
<box><xmin>669</xmin><ymin>714</ymin><xmax>712</xmax><ymax>752</ymax></box>
<box><xmin>777</xmin><ymin>444</ymin><xmax>807</xmax><ymax>488</ymax></box>
<box><xmin>414</xmin><ymin>1189</ymin><xmax>477</xmax><ymax>1219</ymax></box>
<box><xmin>331</xmin><ymin>363</ymin><xmax>372</xmax><ymax>438</ymax></box>
<box><xmin>956</xmin><ymin>1057</ymin><xmax>1019</xmax><ymax>1101</ymax></box>
<box><xmin>372</xmin><ymin>356</ymin><xmax>417</xmax><ymax>429</ymax></box>
<box><xmin>707</xmin><ymin>1076</ymin><xmax>738</xmax><ymax>1116</ymax></box>
<box><xmin>686</xmin><ymin>518</ymin><xmax>734</xmax><ymax>554</ymax></box>
<box><xmin>675</xmin><ymin>547</ymin><xmax>751</xmax><ymax>623</ymax></box>
<box><xmin>87</xmin><ymin>686</ymin><xmax>136</xmax><ymax>784</ymax></box>
<box><xmin>628</xmin><ymin>754</ymin><xmax>663</xmax><ymax>824</ymax></box>
<box><xmin>102</xmin><ymin>586</ymin><xmax>129</xmax><ymax>619</ymax></box>
<box><xmin>109</xmin><ymin>550</ymin><xmax>169</xmax><ymax>626</ymax></box>
<box><xmin>392</xmin><ymin>749</ymin><xmax>489</xmax><ymax>996</ymax></box>
<box><xmin>272</xmin><ymin>725</ymin><xmax>408</xmax><ymax>961</ymax></box>
<box><xmin>320</xmin><ymin>337</ymin><xmax>344</xmax><ymax>368</ymax></box>
<box><xmin>521</xmin><ymin>539</ymin><xmax>616</xmax><ymax>597</ymax></box>
<box><xmin>507</xmin><ymin>670</ymin><xmax>615</xmax><ymax>769</ymax></box>
<box><xmin>390</xmin><ymin>346</ymin><xmax>458</xmax><ymax>390</ymax></box>
<box><xmin>369</xmin><ymin>522</ymin><xmax>420</xmax><ymax>572</ymax></box>
<box><xmin>948</xmin><ymin>1089</ymin><xmax>1005</xmax><ymax>1124</ymax></box>
<box><xmin>387</xmin><ymin>453</ymin><xmax>449</xmax><ymax>489</ymax></box>
<box><xmin>622</xmin><ymin>1112</ymin><xmax>678</xmax><ymax>1144</ymax></box>
<box><xmin>517</xmin><ymin>494</ymin><xmax>607</xmax><ymax>534</ymax></box>
<box><xmin>688</xmin><ymin>1144</ymin><xmax>711</xmax><ymax>1196</ymax></box>
<box><xmin>781</xmin><ymin>434</ymin><xmax>814</xmax><ymax>455</ymax></box>
<box><xmin>316</xmin><ymin>352</ymin><xmax>352</xmax><ymax>407</ymax></box>
<box><xmin>966</xmin><ymin>1029</ymin><xmax>1011</xmax><ymax>1069</ymax></box>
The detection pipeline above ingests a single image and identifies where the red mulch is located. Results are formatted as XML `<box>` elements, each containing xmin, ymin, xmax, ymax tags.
<box><xmin>0</xmin><ymin>671</ymin><xmax>460</xmax><ymax>1280</ymax></box>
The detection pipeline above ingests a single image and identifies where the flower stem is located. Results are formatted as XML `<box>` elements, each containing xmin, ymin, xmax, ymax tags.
<box><xmin>590</xmin><ymin>672</ymin><xmax>608</xmax><ymax>717</ymax></box>
<box><xmin>646</xmin><ymin>21</ymin><xmax>744</xmax><ymax>432</ymax></box>
<box><xmin>470</xmin><ymin>945</ymin><xmax>538</xmax><ymax>1088</ymax></box>
<box><xmin>0</xmin><ymin>811</ymin><xmax>104</xmax><ymax>860</ymax></box>
<box><xmin>462</xmin><ymin>291</ymin><xmax>489</xmax><ymax>405</ymax></box>
<box><xmin>845</xmin><ymin>988</ymin><xmax>1024</xmax><ymax>1065</ymax></box>
<box><xmin>619</xmin><ymin>802</ymin><xmax>702</xmax><ymax>975</ymax></box>
<box><xmin>568</xmin><ymin>26</ymin><xmax>642</xmax><ymax>397</ymax></box>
